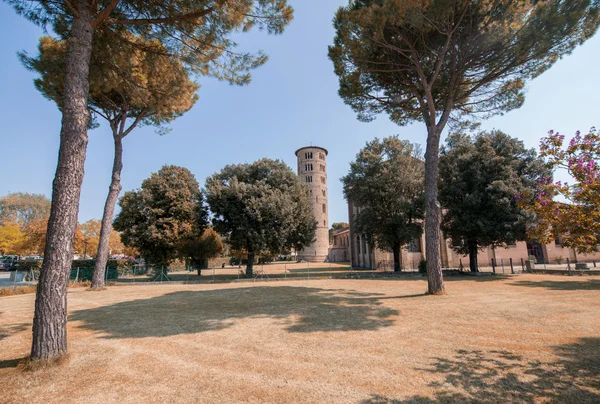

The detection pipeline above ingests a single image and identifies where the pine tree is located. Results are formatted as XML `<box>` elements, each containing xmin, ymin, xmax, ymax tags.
<box><xmin>7</xmin><ymin>0</ymin><xmax>293</xmax><ymax>360</ymax></box>
<box><xmin>329</xmin><ymin>0</ymin><xmax>600</xmax><ymax>294</ymax></box>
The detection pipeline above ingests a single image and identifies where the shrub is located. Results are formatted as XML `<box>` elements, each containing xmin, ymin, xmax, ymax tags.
<box><xmin>418</xmin><ymin>259</ymin><xmax>427</xmax><ymax>274</ymax></box>
<box><xmin>554</xmin><ymin>256</ymin><xmax>564</xmax><ymax>265</ymax></box>
<box><xmin>70</xmin><ymin>259</ymin><xmax>133</xmax><ymax>281</ymax></box>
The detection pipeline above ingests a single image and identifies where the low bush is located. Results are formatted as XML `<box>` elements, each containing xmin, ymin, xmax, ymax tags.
<box><xmin>418</xmin><ymin>259</ymin><xmax>427</xmax><ymax>274</ymax></box>
<box><xmin>70</xmin><ymin>259</ymin><xmax>133</xmax><ymax>281</ymax></box>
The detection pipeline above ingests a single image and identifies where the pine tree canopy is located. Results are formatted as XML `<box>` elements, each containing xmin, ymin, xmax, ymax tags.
<box><xmin>329</xmin><ymin>0</ymin><xmax>600</xmax><ymax>127</ymax></box>
<box><xmin>8</xmin><ymin>0</ymin><xmax>294</xmax><ymax>85</ymax></box>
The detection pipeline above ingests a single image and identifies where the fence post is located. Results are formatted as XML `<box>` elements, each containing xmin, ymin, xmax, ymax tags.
<box><xmin>521</xmin><ymin>258</ymin><xmax>525</xmax><ymax>272</ymax></box>
<box><xmin>284</xmin><ymin>263</ymin><xmax>287</xmax><ymax>280</ymax></box>
<box><xmin>500</xmin><ymin>258</ymin><xmax>505</xmax><ymax>274</ymax></box>
<box><xmin>459</xmin><ymin>259</ymin><xmax>463</xmax><ymax>271</ymax></box>
<box><xmin>510</xmin><ymin>258</ymin><xmax>514</xmax><ymax>274</ymax></box>
<box><xmin>307</xmin><ymin>260</ymin><xmax>310</xmax><ymax>279</ymax></box>
<box><xmin>491</xmin><ymin>258</ymin><xmax>496</xmax><ymax>274</ymax></box>
<box><xmin>76</xmin><ymin>268</ymin><xmax>80</xmax><ymax>282</ymax></box>
<box><xmin>567</xmin><ymin>258</ymin><xmax>572</xmax><ymax>276</ymax></box>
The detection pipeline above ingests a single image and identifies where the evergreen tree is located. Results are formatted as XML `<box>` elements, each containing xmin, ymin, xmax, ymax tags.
<box><xmin>205</xmin><ymin>159</ymin><xmax>316</xmax><ymax>277</ymax></box>
<box><xmin>113</xmin><ymin>165</ymin><xmax>207</xmax><ymax>269</ymax></box>
<box><xmin>439</xmin><ymin>131</ymin><xmax>547</xmax><ymax>272</ymax></box>
<box><xmin>329</xmin><ymin>0</ymin><xmax>600</xmax><ymax>294</ymax></box>
<box><xmin>342</xmin><ymin>136</ymin><xmax>424</xmax><ymax>272</ymax></box>
<box><xmin>21</xmin><ymin>34</ymin><xmax>199</xmax><ymax>289</ymax></box>
<box><xmin>6</xmin><ymin>0</ymin><xmax>293</xmax><ymax>360</ymax></box>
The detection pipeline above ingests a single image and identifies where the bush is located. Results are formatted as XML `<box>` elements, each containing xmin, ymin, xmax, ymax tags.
<box><xmin>418</xmin><ymin>259</ymin><xmax>427</xmax><ymax>274</ymax></box>
<box><xmin>70</xmin><ymin>259</ymin><xmax>133</xmax><ymax>281</ymax></box>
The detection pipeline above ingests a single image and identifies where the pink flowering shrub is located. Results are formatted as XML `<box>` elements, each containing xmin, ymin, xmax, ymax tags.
<box><xmin>526</xmin><ymin>128</ymin><xmax>600</xmax><ymax>253</ymax></box>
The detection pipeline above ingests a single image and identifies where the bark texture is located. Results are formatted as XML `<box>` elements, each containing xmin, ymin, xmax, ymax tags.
<box><xmin>393</xmin><ymin>243</ymin><xmax>401</xmax><ymax>272</ymax></box>
<box><xmin>468</xmin><ymin>239</ymin><xmax>479</xmax><ymax>272</ymax></box>
<box><xmin>246</xmin><ymin>250</ymin><xmax>255</xmax><ymax>277</ymax></box>
<box><xmin>424</xmin><ymin>126</ymin><xmax>446</xmax><ymax>294</ymax></box>
<box><xmin>31</xmin><ymin>5</ymin><xmax>94</xmax><ymax>361</ymax></box>
<box><xmin>91</xmin><ymin>133</ymin><xmax>123</xmax><ymax>288</ymax></box>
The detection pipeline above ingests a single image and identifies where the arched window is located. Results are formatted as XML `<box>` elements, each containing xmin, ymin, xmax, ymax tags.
<box><xmin>322</xmin><ymin>204</ymin><xmax>326</xmax><ymax>213</ymax></box>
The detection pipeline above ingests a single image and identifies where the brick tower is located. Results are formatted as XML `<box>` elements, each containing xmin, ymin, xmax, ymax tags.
<box><xmin>295</xmin><ymin>146</ymin><xmax>329</xmax><ymax>262</ymax></box>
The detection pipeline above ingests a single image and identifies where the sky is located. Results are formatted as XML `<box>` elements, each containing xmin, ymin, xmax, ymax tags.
<box><xmin>1</xmin><ymin>1</ymin><xmax>600</xmax><ymax>226</ymax></box>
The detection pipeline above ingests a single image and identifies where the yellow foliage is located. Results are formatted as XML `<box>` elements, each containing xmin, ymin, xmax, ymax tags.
<box><xmin>0</xmin><ymin>224</ymin><xmax>27</xmax><ymax>255</ymax></box>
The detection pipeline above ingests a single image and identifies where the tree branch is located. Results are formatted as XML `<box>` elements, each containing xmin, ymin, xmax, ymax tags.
<box><xmin>107</xmin><ymin>7</ymin><xmax>214</xmax><ymax>26</ymax></box>
<box><xmin>91</xmin><ymin>0</ymin><xmax>120</xmax><ymax>27</ymax></box>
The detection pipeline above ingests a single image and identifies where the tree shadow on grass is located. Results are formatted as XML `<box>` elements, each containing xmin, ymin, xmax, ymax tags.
<box><xmin>70</xmin><ymin>286</ymin><xmax>403</xmax><ymax>338</ymax></box>
<box><xmin>0</xmin><ymin>322</ymin><xmax>29</xmax><ymax>341</ymax></box>
<box><xmin>511</xmin><ymin>279</ymin><xmax>600</xmax><ymax>291</ymax></box>
<box><xmin>362</xmin><ymin>338</ymin><xmax>600</xmax><ymax>403</ymax></box>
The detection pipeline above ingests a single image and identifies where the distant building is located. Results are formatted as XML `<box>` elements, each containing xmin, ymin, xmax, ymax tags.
<box><xmin>345</xmin><ymin>199</ymin><xmax>600</xmax><ymax>270</ymax></box>
<box><xmin>328</xmin><ymin>227</ymin><xmax>350</xmax><ymax>262</ymax></box>
<box><xmin>296</xmin><ymin>146</ymin><xmax>329</xmax><ymax>262</ymax></box>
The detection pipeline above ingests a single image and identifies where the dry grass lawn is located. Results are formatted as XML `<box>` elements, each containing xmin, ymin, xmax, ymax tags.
<box><xmin>0</xmin><ymin>274</ymin><xmax>599</xmax><ymax>403</ymax></box>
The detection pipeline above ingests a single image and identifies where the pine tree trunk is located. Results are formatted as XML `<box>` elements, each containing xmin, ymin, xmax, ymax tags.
<box><xmin>468</xmin><ymin>239</ymin><xmax>479</xmax><ymax>272</ymax></box>
<box><xmin>92</xmin><ymin>134</ymin><xmax>123</xmax><ymax>289</ymax></box>
<box><xmin>424</xmin><ymin>125</ymin><xmax>446</xmax><ymax>295</ymax></box>
<box><xmin>31</xmin><ymin>6</ymin><xmax>94</xmax><ymax>361</ymax></box>
<box><xmin>393</xmin><ymin>242</ymin><xmax>401</xmax><ymax>272</ymax></box>
<box><xmin>246</xmin><ymin>250</ymin><xmax>255</xmax><ymax>278</ymax></box>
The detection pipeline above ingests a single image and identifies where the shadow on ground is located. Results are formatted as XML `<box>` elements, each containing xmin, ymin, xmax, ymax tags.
<box><xmin>511</xmin><ymin>279</ymin><xmax>600</xmax><ymax>291</ymax></box>
<box><xmin>362</xmin><ymin>338</ymin><xmax>600</xmax><ymax>403</ymax></box>
<box><xmin>70</xmin><ymin>286</ymin><xmax>406</xmax><ymax>338</ymax></box>
<box><xmin>0</xmin><ymin>322</ymin><xmax>29</xmax><ymax>341</ymax></box>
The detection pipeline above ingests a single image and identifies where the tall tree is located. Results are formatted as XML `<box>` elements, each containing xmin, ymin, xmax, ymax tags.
<box><xmin>439</xmin><ymin>131</ymin><xmax>547</xmax><ymax>272</ymax></box>
<box><xmin>527</xmin><ymin>127</ymin><xmax>600</xmax><ymax>253</ymax></box>
<box><xmin>342</xmin><ymin>136</ymin><xmax>424</xmax><ymax>272</ymax></box>
<box><xmin>205</xmin><ymin>159</ymin><xmax>316</xmax><ymax>277</ymax></box>
<box><xmin>0</xmin><ymin>193</ymin><xmax>51</xmax><ymax>229</ymax></box>
<box><xmin>21</xmin><ymin>34</ymin><xmax>199</xmax><ymax>289</ymax></box>
<box><xmin>113</xmin><ymin>165</ymin><xmax>206</xmax><ymax>268</ymax></box>
<box><xmin>6</xmin><ymin>0</ymin><xmax>293</xmax><ymax>360</ymax></box>
<box><xmin>329</xmin><ymin>0</ymin><xmax>600</xmax><ymax>294</ymax></box>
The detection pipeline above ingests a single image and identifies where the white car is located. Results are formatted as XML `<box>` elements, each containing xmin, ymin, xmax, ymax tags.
<box><xmin>23</xmin><ymin>255</ymin><xmax>44</xmax><ymax>261</ymax></box>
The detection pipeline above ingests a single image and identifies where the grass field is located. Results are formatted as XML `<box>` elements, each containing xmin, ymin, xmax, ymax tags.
<box><xmin>1</xmin><ymin>274</ymin><xmax>599</xmax><ymax>403</ymax></box>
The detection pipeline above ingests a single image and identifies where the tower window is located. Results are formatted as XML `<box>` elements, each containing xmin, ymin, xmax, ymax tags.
<box><xmin>322</xmin><ymin>190</ymin><xmax>326</xmax><ymax>197</ymax></box>
<box><xmin>305</xmin><ymin>163</ymin><xmax>313</xmax><ymax>171</ymax></box>
<box><xmin>305</xmin><ymin>152</ymin><xmax>313</xmax><ymax>160</ymax></box>
<box><xmin>321</xmin><ymin>176</ymin><xmax>326</xmax><ymax>184</ymax></box>
<box><xmin>320</xmin><ymin>164</ymin><xmax>326</xmax><ymax>172</ymax></box>
<box><xmin>323</xmin><ymin>220</ymin><xmax>326</xmax><ymax>226</ymax></box>
<box><xmin>319</xmin><ymin>153</ymin><xmax>325</xmax><ymax>160</ymax></box>
<box><xmin>322</xmin><ymin>204</ymin><xmax>326</xmax><ymax>213</ymax></box>
<box><xmin>306</xmin><ymin>176</ymin><xmax>312</xmax><ymax>183</ymax></box>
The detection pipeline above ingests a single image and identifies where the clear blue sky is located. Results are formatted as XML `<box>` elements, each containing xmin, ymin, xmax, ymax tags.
<box><xmin>1</xmin><ymin>1</ymin><xmax>599</xmax><ymax>225</ymax></box>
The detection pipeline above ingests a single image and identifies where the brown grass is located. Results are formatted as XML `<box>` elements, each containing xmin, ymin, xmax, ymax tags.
<box><xmin>0</xmin><ymin>285</ymin><xmax>37</xmax><ymax>297</ymax></box>
<box><xmin>0</xmin><ymin>281</ymin><xmax>92</xmax><ymax>297</ymax></box>
<box><xmin>0</xmin><ymin>274</ymin><xmax>598</xmax><ymax>403</ymax></box>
